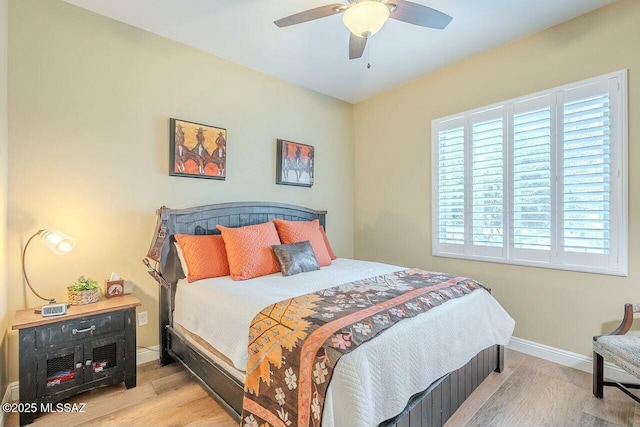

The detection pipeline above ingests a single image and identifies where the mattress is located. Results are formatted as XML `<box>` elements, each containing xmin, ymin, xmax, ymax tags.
<box><xmin>173</xmin><ymin>258</ymin><xmax>515</xmax><ymax>427</ymax></box>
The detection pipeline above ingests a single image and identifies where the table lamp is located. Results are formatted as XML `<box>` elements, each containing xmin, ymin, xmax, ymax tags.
<box><xmin>22</xmin><ymin>229</ymin><xmax>75</xmax><ymax>316</ymax></box>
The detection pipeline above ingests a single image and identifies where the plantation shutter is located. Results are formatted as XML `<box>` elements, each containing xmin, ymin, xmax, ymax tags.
<box><xmin>558</xmin><ymin>79</ymin><xmax>620</xmax><ymax>270</ymax></box>
<box><xmin>434</xmin><ymin>117</ymin><xmax>466</xmax><ymax>255</ymax></box>
<box><xmin>432</xmin><ymin>71</ymin><xmax>626</xmax><ymax>275</ymax></box>
<box><xmin>511</xmin><ymin>96</ymin><xmax>553</xmax><ymax>263</ymax></box>
<box><xmin>470</xmin><ymin>107</ymin><xmax>505</xmax><ymax>258</ymax></box>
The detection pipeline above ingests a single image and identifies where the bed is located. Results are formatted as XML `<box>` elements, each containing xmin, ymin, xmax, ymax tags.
<box><xmin>145</xmin><ymin>202</ymin><xmax>514</xmax><ymax>427</ymax></box>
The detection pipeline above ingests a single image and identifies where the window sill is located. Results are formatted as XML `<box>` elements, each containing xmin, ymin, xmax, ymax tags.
<box><xmin>432</xmin><ymin>251</ymin><xmax>628</xmax><ymax>277</ymax></box>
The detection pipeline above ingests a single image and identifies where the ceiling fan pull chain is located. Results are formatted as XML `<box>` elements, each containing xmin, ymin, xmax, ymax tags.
<box><xmin>367</xmin><ymin>40</ymin><xmax>372</xmax><ymax>69</ymax></box>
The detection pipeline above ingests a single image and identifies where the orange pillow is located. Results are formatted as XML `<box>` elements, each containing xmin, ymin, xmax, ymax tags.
<box><xmin>273</xmin><ymin>219</ymin><xmax>332</xmax><ymax>267</ymax></box>
<box><xmin>320</xmin><ymin>226</ymin><xmax>337</xmax><ymax>260</ymax></box>
<box><xmin>217</xmin><ymin>222</ymin><xmax>282</xmax><ymax>281</ymax></box>
<box><xmin>174</xmin><ymin>234</ymin><xmax>230</xmax><ymax>283</ymax></box>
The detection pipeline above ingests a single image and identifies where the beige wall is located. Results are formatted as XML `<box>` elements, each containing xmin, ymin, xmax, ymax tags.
<box><xmin>6</xmin><ymin>0</ymin><xmax>354</xmax><ymax>382</ymax></box>
<box><xmin>0</xmin><ymin>0</ymin><xmax>8</xmax><ymax>397</ymax></box>
<box><xmin>6</xmin><ymin>0</ymin><xmax>635</xmax><ymax>387</ymax></box>
<box><xmin>354</xmin><ymin>0</ymin><xmax>639</xmax><ymax>357</ymax></box>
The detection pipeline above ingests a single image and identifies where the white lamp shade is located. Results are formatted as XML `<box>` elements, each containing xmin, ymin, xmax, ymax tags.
<box><xmin>40</xmin><ymin>229</ymin><xmax>75</xmax><ymax>255</ymax></box>
<box><xmin>343</xmin><ymin>1</ymin><xmax>390</xmax><ymax>38</ymax></box>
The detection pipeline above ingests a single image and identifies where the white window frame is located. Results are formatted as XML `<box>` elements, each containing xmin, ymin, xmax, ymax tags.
<box><xmin>431</xmin><ymin>70</ymin><xmax>628</xmax><ymax>276</ymax></box>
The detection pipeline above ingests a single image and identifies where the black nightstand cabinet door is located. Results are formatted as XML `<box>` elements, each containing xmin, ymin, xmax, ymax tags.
<box><xmin>36</xmin><ymin>344</ymin><xmax>84</xmax><ymax>398</ymax></box>
<box><xmin>84</xmin><ymin>334</ymin><xmax>125</xmax><ymax>383</ymax></box>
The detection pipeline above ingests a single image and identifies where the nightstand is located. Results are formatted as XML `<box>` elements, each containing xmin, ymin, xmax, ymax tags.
<box><xmin>12</xmin><ymin>294</ymin><xmax>141</xmax><ymax>426</ymax></box>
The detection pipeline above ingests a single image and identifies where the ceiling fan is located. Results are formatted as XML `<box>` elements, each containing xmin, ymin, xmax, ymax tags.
<box><xmin>274</xmin><ymin>0</ymin><xmax>452</xmax><ymax>60</ymax></box>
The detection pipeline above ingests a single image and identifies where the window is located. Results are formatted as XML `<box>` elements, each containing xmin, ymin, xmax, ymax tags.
<box><xmin>432</xmin><ymin>71</ymin><xmax>627</xmax><ymax>276</ymax></box>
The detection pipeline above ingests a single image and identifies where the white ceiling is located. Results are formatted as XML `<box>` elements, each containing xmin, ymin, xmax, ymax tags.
<box><xmin>63</xmin><ymin>0</ymin><xmax>617</xmax><ymax>103</ymax></box>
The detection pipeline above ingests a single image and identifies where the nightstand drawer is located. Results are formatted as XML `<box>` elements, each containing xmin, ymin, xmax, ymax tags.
<box><xmin>35</xmin><ymin>312</ymin><xmax>125</xmax><ymax>348</ymax></box>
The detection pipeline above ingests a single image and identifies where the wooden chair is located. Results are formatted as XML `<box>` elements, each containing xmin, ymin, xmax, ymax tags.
<box><xmin>593</xmin><ymin>303</ymin><xmax>640</xmax><ymax>402</ymax></box>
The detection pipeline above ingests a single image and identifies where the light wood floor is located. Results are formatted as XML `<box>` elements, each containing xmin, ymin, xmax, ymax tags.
<box><xmin>6</xmin><ymin>349</ymin><xmax>639</xmax><ymax>427</ymax></box>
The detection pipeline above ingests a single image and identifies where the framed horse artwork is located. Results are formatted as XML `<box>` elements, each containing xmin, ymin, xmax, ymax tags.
<box><xmin>276</xmin><ymin>139</ymin><xmax>314</xmax><ymax>187</ymax></box>
<box><xmin>169</xmin><ymin>118</ymin><xmax>227</xmax><ymax>180</ymax></box>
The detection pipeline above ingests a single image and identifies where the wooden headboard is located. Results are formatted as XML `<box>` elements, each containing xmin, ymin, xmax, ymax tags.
<box><xmin>149</xmin><ymin>201</ymin><xmax>327</xmax><ymax>270</ymax></box>
<box><xmin>148</xmin><ymin>201</ymin><xmax>327</xmax><ymax>364</ymax></box>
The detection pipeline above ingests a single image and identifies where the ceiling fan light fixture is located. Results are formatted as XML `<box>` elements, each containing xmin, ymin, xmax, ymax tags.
<box><xmin>342</xmin><ymin>1</ymin><xmax>390</xmax><ymax>38</ymax></box>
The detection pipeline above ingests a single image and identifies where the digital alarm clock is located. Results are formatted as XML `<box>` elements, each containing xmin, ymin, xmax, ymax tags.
<box><xmin>41</xmin><ymin>303</ymin><xmax>67</xmax><ymax>317</ymax></box>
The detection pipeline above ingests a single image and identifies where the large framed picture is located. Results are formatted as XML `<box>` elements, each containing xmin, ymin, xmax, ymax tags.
<box><xmin>276</xmin><ymin>139</ymin><xmax>314</xmax><ymax>187</ymax></box>
<box><xmin>170</xmin><ymin>118</ymin><xmax>226</xmax><ymax>180</ymax></box>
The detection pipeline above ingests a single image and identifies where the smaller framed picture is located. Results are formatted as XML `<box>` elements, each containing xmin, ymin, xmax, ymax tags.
<box><xmin>105</xmin><ymin>279</ymin><xmax>125</xmax><ymax>299</ymax></box>
<box><xmin>276</xmin><ymin>139</ymin><xmax>314</xmax><ymax>187</ymax></box>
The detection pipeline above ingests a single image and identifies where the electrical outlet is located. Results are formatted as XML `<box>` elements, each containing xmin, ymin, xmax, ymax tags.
<box><xmin>138</xmin><ymin>311</ymin><xmax>148</xmax><ymax>326</ymax></box>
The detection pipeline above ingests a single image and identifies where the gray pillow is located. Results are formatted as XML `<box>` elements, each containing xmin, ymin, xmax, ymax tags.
<box><xmin>272</xmin><ymin>241</ymin><xmax>320</xmax><ymax>276</ymax></box>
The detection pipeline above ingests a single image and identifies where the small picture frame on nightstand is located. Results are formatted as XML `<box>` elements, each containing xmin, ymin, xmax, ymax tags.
<box><xmin>105</xmin><ymin>279</ymin><xmax>124</xmax><ymax>298</ymax></box>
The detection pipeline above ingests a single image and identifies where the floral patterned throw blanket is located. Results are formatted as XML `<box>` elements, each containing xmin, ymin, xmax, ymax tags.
<box><xmin>242</xmin><ymin>268</ymin><xmax>487</xmax><ymax>427</ymax></box>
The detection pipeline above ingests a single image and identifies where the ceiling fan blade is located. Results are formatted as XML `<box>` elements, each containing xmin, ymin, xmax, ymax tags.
<box><xmin>349</xmin><ymin>33</ymin><xmax>367</xmax><ymax>60</ymax></box>
<box><xmin>388</xmin><ymin>0</ymin><xmax>452</xmax><ymax>29</ymax></box>
<box><xmin>274</xmin><ymin>4</ymin><xmax>346</xmax><ymax>28</ymax></box>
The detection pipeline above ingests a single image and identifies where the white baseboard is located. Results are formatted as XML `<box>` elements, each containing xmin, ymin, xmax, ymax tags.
<box><xmin>0</xmin><ymin>382</ymin><xmax>13</xmax><ymax>427</ymax></box>
<box><xmin>1</xmin><ymin>383</ymin><xmax>10</xmax><ymax>405</ymax></box>
<box><xmin>136</xmin><ymin>345</ymin><xmax>160</xmax><ymax>365</ymax></box>
<box><xmin>508</xmin><ymin>336</ymin><xmax>638</xmax><ymax>384</ymax></box>
<box><xmin>8</xmin><ymin>382</ymin><xmax>18</xmax><ymax>403</ymax></box>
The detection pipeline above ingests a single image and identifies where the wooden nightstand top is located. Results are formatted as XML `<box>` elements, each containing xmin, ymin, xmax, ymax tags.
<box><xmin>12</xmin><ymin>294</ymin><xmax>142</xmax><ymax>330</ymax></box>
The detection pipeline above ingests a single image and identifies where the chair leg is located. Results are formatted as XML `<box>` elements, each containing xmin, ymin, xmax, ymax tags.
<box><xmin>495</xmin><ymin>345</ymin><xmax>504</xmax><ymax>373</ymax></box>
<box><xmin>593</xmin><ymin>351</ymin><xmax>604</xmax><ymax>398</ymax></box>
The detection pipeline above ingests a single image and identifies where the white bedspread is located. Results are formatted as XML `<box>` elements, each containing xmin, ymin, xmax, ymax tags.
<box><xmin>174</xmin><ymin>258</ymin><xmax>514</xmax><ymax>427</ymax></box>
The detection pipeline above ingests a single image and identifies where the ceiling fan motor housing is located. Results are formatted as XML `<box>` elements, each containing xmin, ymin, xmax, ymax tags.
<box><xmin>342</xmin><ymin>0</ymin><xmax>391</xmax><ymax>38</ymax></box>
